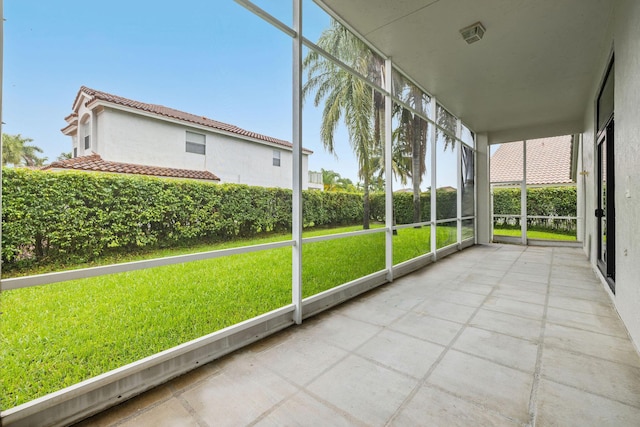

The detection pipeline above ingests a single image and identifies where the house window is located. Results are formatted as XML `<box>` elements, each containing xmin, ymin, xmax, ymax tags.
<box><xmin>73</xmin><ymin>147</ymin><xmax>78</xmax><ymax>158</ymax></box>
<box><xmin>81</xmin><ymin>120</ymin><xmax>91</xmax><ymax>150</ymax></box>
<box><xmin>185</xmin><ymin>131</ymin><xmax>206</xmax><ymax>154</ymax></box>
<box><xmin>273</xmin><ymin>150</ymin><xmax>281</xmax><ymax>167</ymax></box>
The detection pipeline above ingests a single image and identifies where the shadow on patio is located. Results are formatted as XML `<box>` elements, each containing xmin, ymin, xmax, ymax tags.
<box><xmin>77</xmin><ymin>244</ymin><xmax>640</xmax><ymax>426</ymax></box>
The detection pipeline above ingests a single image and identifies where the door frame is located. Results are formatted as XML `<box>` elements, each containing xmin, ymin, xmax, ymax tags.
<box><xmin>596</xmin><ymin>118</ymin><xmax>615</xmax><ymax>292</ymax></box>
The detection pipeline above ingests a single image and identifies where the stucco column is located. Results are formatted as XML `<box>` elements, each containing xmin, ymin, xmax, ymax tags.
<box><xmin>475</xmin><ymin>133</ymin><xmax>491</xmax><ymax>243</ymax></box>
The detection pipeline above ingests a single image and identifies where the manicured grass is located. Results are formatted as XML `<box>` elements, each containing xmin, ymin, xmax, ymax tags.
<box><xmin>0</xmin><ymin>224</ymin><xmax>461</xmax><ymax>408</ymax></box>
<box><xmin>494</xmin><ymin>227</ymin><xmax>577</xmax><ymax>241</ymax></box>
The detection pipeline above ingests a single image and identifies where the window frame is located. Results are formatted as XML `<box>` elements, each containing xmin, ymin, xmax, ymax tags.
<box><xmin>185</xmin><ymin>131</ymin><xmax>206</xmax><ymax>155</ymax></box>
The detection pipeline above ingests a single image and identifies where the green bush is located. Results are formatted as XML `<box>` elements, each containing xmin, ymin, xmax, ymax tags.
<box><xmin>493</xmin><ymin>186</ymin><xmax>577</xmax><ymax>217</ymax></box>
<box><xmin>493</xmin><ymin>186</ymin><xmax>577</xmax><ymax>231</ymax></box>
<box><xmin>1</xmin><ymin>169</ymin><xmax>363</xmax><ymax>270</ymax></box>
<box><xmin>370</xmin><ymin>189</ymin><xmax>457</xmax><ymax>225</ymax></box>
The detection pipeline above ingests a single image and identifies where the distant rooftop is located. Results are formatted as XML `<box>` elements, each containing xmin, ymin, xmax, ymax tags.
<box><xmin>490</xmin><ymin>136</ymin><xmax>574</xmax><ymax>185</ymax></box>
<box><xmin>43</xmin><ymin>154</ymin><xmax>220</xmax><ymax>181</ymax></box>
<box><xmin>64</xmin><ymin>86</ymin><xmax>312</xmax><ymax>154</ymax></box>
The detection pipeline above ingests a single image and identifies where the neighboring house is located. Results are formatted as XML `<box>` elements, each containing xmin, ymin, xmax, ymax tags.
<box><xmin>490</xmin><ymin>135</ymin><xmax>576</xmax><ymax>187</ymax></box>
<box><xmin>61</xmin><ymin>86</ymin><xmax>323</xmax><ymax>190</ymax></box>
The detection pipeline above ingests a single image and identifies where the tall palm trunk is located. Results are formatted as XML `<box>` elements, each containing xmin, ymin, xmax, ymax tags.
<box><xmin>363</xmin><ymin>173</ymin><xmax>371</xmax><ymax>229</ymax></box>
<box><xmin>411</xmin><ymin>87</ymin><xmax>424</xmax><ymax>224</ymax></box>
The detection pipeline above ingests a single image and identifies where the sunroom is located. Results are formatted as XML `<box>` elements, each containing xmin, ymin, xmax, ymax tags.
<box><xmin>1</xmin><ymin>0</ymin><xmax>640</xmax><ymax>425</ymax></box>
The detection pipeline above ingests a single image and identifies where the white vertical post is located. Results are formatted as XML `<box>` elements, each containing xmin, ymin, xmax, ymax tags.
<box><xmin>456</xmin><ymin>120</ymin><xmax>462</xmax><ymax>245</ymax></box>
<box><xmin>0</xmin><ymin>0</ymin><xmax>4</xmax><ymax>284</ymax></box>
<box><xmin>474</xmin><ymin>134</ymin><xmax>478</xmax><ymax>244</ymax></box>
<box><xmin>292</xmin><ymin>0</ymin><xmax>303</xmax><ymax>324</ymax></box>
<box><xmin>430</xmin><ymin>100</ymin><xmax>438</xmax><ymax>258</ymax></box>
<box><xmin>384</xmin><ymin>58</ymin><xmax>393</xmax><ymax>281</ymax></box>
<box><xmin>521</xmin><ymin>140</ymin><xmax>527</xmax><ymax>245</ymax></box>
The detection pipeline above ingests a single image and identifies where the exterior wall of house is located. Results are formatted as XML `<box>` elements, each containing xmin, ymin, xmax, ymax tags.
<box><xmin>582</xmin><ymin>0</ymin><xmax>640</xmax><ymax>350</ymax></box>
<box><xmin>84</xmin><ymin>106</ymin><xmax>311</xmax><ymax>189</ymax></box>
<box><xmin>476</xmin><ymin>134</ymin><xmax>491</xmax><ymax>244</ymax></box>
<box><xmin>611</xmin><ymin>0</ymin><xmax>640</xmax><ymax>350</ymax></box>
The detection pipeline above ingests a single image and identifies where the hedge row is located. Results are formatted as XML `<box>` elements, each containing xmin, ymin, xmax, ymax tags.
<box><xmin>493</xmin><ymin>186</ymin><xmax>577</xmax><ymax>216</ymax></box>
<box><xmin>2</xmin><ymin>169</ymin><xmax>578</xmax><ymax>269</ymax></box>
<box><xmin>370</xmin><ymin>189</ymin><xmax>460</xmax><ymax>224</ymax></box>
<box><xmin>492</xmin><ymin>186</ymin><xmax>577</xmax><ymax>231</ymax></box>
<box><xmin>1</xmin><ymin>169</ymin><xmax>364</xmax><ymax>267</ymax></box>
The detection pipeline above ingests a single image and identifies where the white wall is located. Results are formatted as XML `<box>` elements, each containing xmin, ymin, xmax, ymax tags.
<box><xmin>208</xmin><ymin>132</ymin><xmax>309</xmax><ymax>189</ymax></box>
<box><xmin>89</xmin><ymin>106</ymin><xmax>310</xmax><ymax>190</ymax></box>
<box><xmin>582</xmin><ymin>0</ymin><xmax>640</xmax><ymax>350</ymax></box>
<box><xmin>610</xmin><ymin>0</ymin><xmax>640</xmax><ymax>350</ymax></box>
<box><xmin>475</xmin><ymin>133</ymin><xmax>491</xmax><ymax>244</ymax></box>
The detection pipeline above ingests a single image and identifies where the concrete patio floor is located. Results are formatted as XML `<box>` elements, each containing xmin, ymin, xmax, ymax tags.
<box><xmin>76</xmin><ymin>244</ymin><xmax>640</xmax><ymax>426</ymax></box>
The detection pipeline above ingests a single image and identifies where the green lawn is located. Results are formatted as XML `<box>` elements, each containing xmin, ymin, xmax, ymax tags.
<box><xmin>0</xmin><ymin>224</ymin><xmax>460</xmax><ymax>408</ymax></box>
<box><xmin>493</xmin><ymin>227</ymin><xmax>577</xmax><ymax>241</ymax></box>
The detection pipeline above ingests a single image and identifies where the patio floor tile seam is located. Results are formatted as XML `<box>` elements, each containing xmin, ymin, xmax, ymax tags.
<box><xmin>497</xmin><ymin>277</ymin><xmax>549</xmax><ymax>292</ymax></box>
<box><xmin>384</xmin><ymin>326</ymin><xmax>464</xmax><ymax>349</ymax></box>
<box><xmin>465</xmin><ymin>324</ymin><xmax>541</xmax><ymax>344</ymax></box>
<box><xmin>541</xmin><ymin>342</ymin><xmax>640</xmax><ymax>371</ymax></box>
<box><xmin>538</xmin><ymin>373</ymin><xmax>640</xmax><ymax>411</ymax></box>
<box><xmin>385</xmin><ymin>254</ymin><xmax>516</xmax><ymax>425</ymax></box>
<box><xmin>541</xmin><ymin>336</ymin><xmax>640</xmax><ymax>372</ymax></box>
<box><xmin>547</xmin><ymin>287</ymin><xmax>609</xmax><ymax>302</ymax></box>
<box><xmin>244</xmin><ymin>388</ymin><xmax>358</xmax><ymax>426</ymax></box>
<box><xmin>350</xmin><ymin>349</ymin><xmax>440</xmax><ymax>382</ymax></box>
<box><xmin>165</xmin><ymin>366</ymin><xmax>222</xmax><ymax>396</ymax></box>
<box><xmin>525</xmin><ymin>246</ymin><xmax>554</xmax><ymax>427</ymax></box>
<box><xmin>410</xmin><ymin>301</ymin><xmax>480</xmax><ymax>322</ymax></box>
<box><xmin>409</xmin><ymin>383</ymin><xmax>527</xmax><ymax>427</ymax></box>
<box><xmin>211</xmin><ymin>342</ymin><xmax>368</xmax><ymax>427</ymax></box>
<box><xmin>485</xmin><ymin>292</ymin><xmax>547</xmax><ymax>307</ymax></box>
<box><xmin>545</xmin><ymin>301</ymin><xmax>617</xmax><ymax>319</ymax></box>
<box><xmin>480</xmin><ymin>305</ymin><xmax>545</xmax><ymax>322</ymax></box>
<box><xmin>258</xmin><ymin>388</ymin><xmax>371</xmax><ymax>427</ymax></box>
<box><xmin>208</xmin><ymin>349</ymin><xmax>354</xmax><ymax>426</ymax></box>
<box><xmin>444</xmin><ymin>346</ymin><xmax>539</xmax><ymax>376</ymax></box>
<box><xmin>175</xmin><ymin>393</ymin><xmax>211</xmax><ymax>427</ymax></box>
<box><xmin>544</xmin><ymin>318</ymin><xmax>635</xmax><ymax>343</ymax></box>
<box><xmin>98</xmin><ymin>387</ymin><xmax>179</xmax><ymax>427</ymax></box>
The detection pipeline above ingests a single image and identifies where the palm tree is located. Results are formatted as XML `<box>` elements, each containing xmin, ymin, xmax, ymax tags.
<box><xmin>2</xmin><ymin>133</ymin><xmax>47</xmax><ymax>166</ymax></box>
<box><xmin>321</xmin><ymin>168</ymin><xmax>340</xmax><ymax>191</ymax></box>
<box><xmin>303</xmin><ymin>19</ymin><xmax>385</xmax><ymax>229</ymax></box>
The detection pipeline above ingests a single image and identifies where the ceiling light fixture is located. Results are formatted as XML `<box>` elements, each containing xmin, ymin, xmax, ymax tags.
<box><xmin>460</xmin><ymin>21</ymin><xmax>486</xmax><ymax>44</ymax></box>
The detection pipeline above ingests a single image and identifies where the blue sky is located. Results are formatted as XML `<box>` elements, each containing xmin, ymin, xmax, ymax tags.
<box><xmin>3</xmin><ymin>0</ymin><xmax>457</xmax><ymax>188</ymax></box>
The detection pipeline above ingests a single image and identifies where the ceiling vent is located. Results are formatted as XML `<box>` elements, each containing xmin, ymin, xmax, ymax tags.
<box><xmin>460</xmin><ymin>22</ymin><xmax>486</xmax><ymax>44</ymax></box>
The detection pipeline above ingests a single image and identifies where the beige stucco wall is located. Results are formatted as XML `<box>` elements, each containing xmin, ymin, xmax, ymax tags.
<box><xmin>85</xmin><ymin>106</ymin><xmax>310</xmax><ymax>189</ymax></box>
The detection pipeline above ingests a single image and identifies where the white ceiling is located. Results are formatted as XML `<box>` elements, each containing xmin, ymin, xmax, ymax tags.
<box><xmin>319</xmin><ymin>0</ymin><xmax>614</xmax><ymax>143</ymax></box>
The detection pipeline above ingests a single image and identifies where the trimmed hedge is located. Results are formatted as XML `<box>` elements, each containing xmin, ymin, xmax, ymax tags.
<box><xmin>493</xmin><ymin>186</ymin><xmax>577</xmax><ymax>232</ymax></box>
<box><xmin>370</xmin><ymin>189</ymin><xmax>458</xmax><ymax>224</ymax></box>
<box><xmin>493</xmin><ymin>186</ymin><xmax>577</xmax><ymax>216</ymax></box>
<box><xmin>1</xmin><ymin>169</ymin><xmax>363</xmax><ymax>269</ymax></box>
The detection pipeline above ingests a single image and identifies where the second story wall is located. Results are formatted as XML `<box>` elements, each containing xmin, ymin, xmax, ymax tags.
<box><xmin>93</xmin><ymin>107</ymin><xmax>310</xmax><ymax>189</ymax></box>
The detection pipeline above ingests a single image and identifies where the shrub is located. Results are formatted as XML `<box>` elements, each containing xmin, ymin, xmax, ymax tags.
<box><xmin>370</xmin><ymin>189</ymin><xmax>457</xmax><ymax>225</ymax></box>
<box><xmin>493</xmin><ymin>186</ymin><xmax>577</xmax><ymax>217</ymax></box>
<box><xmin>492</xmin><ymin>186</ymin><xmax>577</xmax><ymax>231</ymax></box>
<box><xmin>1</xmin><ymin>169</ymin><xmax>363</xmax><ymax>270</ymax></box>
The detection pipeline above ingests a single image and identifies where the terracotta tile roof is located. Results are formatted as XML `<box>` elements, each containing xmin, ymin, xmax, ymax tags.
<box><xmin>43</xmin><ymin>154</ymin><xmax>220</xmax><ymax>181</ymax></box>
<box><xmin>74</xmin><ymin>86</ymin><xmax>313</xmax><ymax>153</ymax></box>
<box><xmin>490</xmin><ymin>135</ymin><xmax>574</xmax><ymax>185</ymax></box>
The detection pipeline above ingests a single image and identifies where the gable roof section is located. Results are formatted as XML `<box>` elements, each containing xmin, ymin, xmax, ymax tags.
<box><xmin>70</xmin><ymin>86</ymin><xmax>313</xmax><ymax>153</ymax></box>
<box><xmin>43</xmin><ymin>154</ymin><xmax>220</xmax><ymax>181</ymax></box>
<box><xmin>490</xmin><ymin>135</ymin><xmax>574</xmax><ymax>185</ymax></box>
